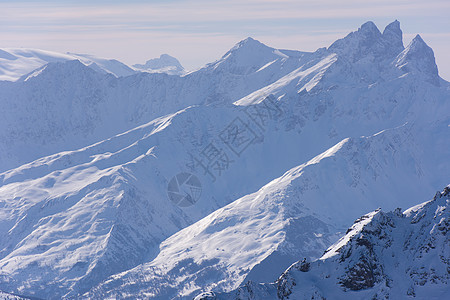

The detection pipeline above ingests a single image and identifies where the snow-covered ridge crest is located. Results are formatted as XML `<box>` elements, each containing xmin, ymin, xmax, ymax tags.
<box><xmin>319</xmin><ymin>207</ymin><xmax>381</xmax><ymax>261</ymax></box>
<box><xmin>234</xmin><ymin>53</ymin><xmax>338</xmax><ymax>106</ymax></box>
<box><xmin>395</xmin><ymin>34</ymin><xmax>440</xmax><ymax>85</ymax></box>
<box><xmin>197</xmin><ymin>185</ymin><xmax>449</xmax><ymax>299</ymax></box>
<box><xmin>205</xmin><ymin>36</ymin><xmax>309</xmax><ymax>75</ymax></box>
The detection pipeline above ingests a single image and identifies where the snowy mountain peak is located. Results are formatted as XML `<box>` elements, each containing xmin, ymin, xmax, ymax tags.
<box><xmin>395</xmin><ymin>34</ymin><xmax>439</xmax><ymax>85</ymax></box>
<box><xmin>159</xmin><ymin>53</ymin><xmax>180</xmax><ymax>62</ymax></box>
<box><xmin>132</xmin><ymin>54</ymin><xmax>185</xmax><ymax>75</ymax></box>
<box><xmin>232</xmin><ymin>37</ymin><xmax>269</xmax><ymax>51</ymax></box>
<box><xmin>225</xmin><ymin>36</ymin><xmax>277</xmax><ymax>60</ymax></box>
<box><xmin>206</xmin><ymin>37</ymin><xmax>289</xmax><ymax>75</ymax></box>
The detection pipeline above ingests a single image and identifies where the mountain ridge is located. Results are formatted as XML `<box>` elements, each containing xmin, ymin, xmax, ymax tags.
<box><xmin>0</xmin><ymin>20</ymin><xmax>448</xmax><ymax>299</ymax></box>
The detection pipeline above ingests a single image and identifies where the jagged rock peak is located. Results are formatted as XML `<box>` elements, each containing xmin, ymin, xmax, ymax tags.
<box><xmin>133</xmin><ymin>54</ymin><xmax>185</xmax><ymax>75</ymax></box>
<box><xmin>395</xmin><ymin>34</ymin><xmax>439</xmax><ymax>85</ymax></box>
<box><xmin>359</xmin><ymin>21</ymin><xmax>382</xmax><ymax>36</ymax></box>
<box><xmin>326</xmin><ymin>20</ymin><xmax>410</xmax><ymax>60</ymax></box>
<box><xmin>383</xmin><ymin>20</ymin><xmax>401</xmax><ymax>36</ymax></box>
<box><xmin>383</xmin><ymin>20</ymin><xmax>404</xmax><ymax>50</ymax></box>
<box><xmin>409</xmin><ymin>34</ymin><xmax>430</xmax><ymax>50</ymax></box>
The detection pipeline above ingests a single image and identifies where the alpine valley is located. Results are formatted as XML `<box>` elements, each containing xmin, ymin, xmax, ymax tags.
<box><xmin>0</xmin><ymin>21</ymin><xmax>448</xmax><ymax>299</ymax></box>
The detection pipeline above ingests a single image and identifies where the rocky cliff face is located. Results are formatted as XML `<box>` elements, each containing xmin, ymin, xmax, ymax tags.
<box><xmin>197</xmin><ymin>186</ymin><xmax>449</xmax><ymax>299</ymax></box>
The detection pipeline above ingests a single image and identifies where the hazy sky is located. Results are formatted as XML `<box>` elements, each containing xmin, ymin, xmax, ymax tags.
<box><xmin>1</xmin><ymin>0</ymin><xmax>449</xmax><ymax>80</ymax></box>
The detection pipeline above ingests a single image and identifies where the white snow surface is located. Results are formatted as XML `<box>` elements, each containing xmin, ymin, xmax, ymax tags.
<box><xmin>0</xmin><ymin>21</ymin><xmax>449</xmax><ymax>299</ymax></box>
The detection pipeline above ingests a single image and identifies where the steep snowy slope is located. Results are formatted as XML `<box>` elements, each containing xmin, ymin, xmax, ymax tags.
<box><xmin>0</xmin><ymin>48</ymin><xmax>138</xmax><ymax>81</ymax></box>
<box><xmin>0</xmin><ymin>21</ymin><xmax>448</xmax><ymax>299</ymax></box>
<box><xmin>86</xmin><ymin>124</ymin><xmax>446</xmax><ymax>299</ymax></box>
<box><xmin>0</xmin><ymin>102</ymin><xmax>286</xmax><ymax>298</ymax></box>
<box><xmin>199</xmin><ymin>185</ymin><xmax>449</xmax><ymax>300</ymax></box>
<box><xmin>133</xmin><ymin>54</ymin><xmax>186</xmax><ymax>75</ymax></box>
<box><xmin>0</xmin><ymin>109</ymin><xmax>207</xmax><ymax>298</ymax></box>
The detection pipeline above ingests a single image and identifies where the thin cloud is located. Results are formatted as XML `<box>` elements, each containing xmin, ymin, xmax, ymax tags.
<box><xmin>1</xmin><ymin>1</ymin><xmax>449</xmax><ymax>24</ymax></box>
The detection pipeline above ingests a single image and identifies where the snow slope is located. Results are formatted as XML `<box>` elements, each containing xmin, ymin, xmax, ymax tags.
<box><xmin>199</xmin><ymin>185</ymin><xmax>449</xmax><ymax>299</ymax></box>
<box><xmin>0</xmin><ymin>21</ymin><xmax>448</xmax><ymax>299</ymax></box>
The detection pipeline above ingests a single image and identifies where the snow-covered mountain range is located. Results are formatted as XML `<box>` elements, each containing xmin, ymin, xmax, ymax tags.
<box><xmin>0</xmin><ymin>49</ymin><xmax>187</xmax><ymax>82</ymax></box>
<box><xmin>0</xmin><ymin>37</ymin><xmax>313</xmax><ymax>172</ymax></box>
<box><xmin>0</xmin><ymin>20</ymin><xmax>448</xmax><ymax>299</ymax></box>
<box><xmin>196</xmin><ymin>186</ymin><xmax>449</xmax><ymax>299</ymax></box>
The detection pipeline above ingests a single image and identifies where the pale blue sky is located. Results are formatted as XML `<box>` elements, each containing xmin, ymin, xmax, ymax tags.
<box><xmin>1</xmin><ymin>0</ymin><xmax>449</xmax><ymax>79</ymax></box>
